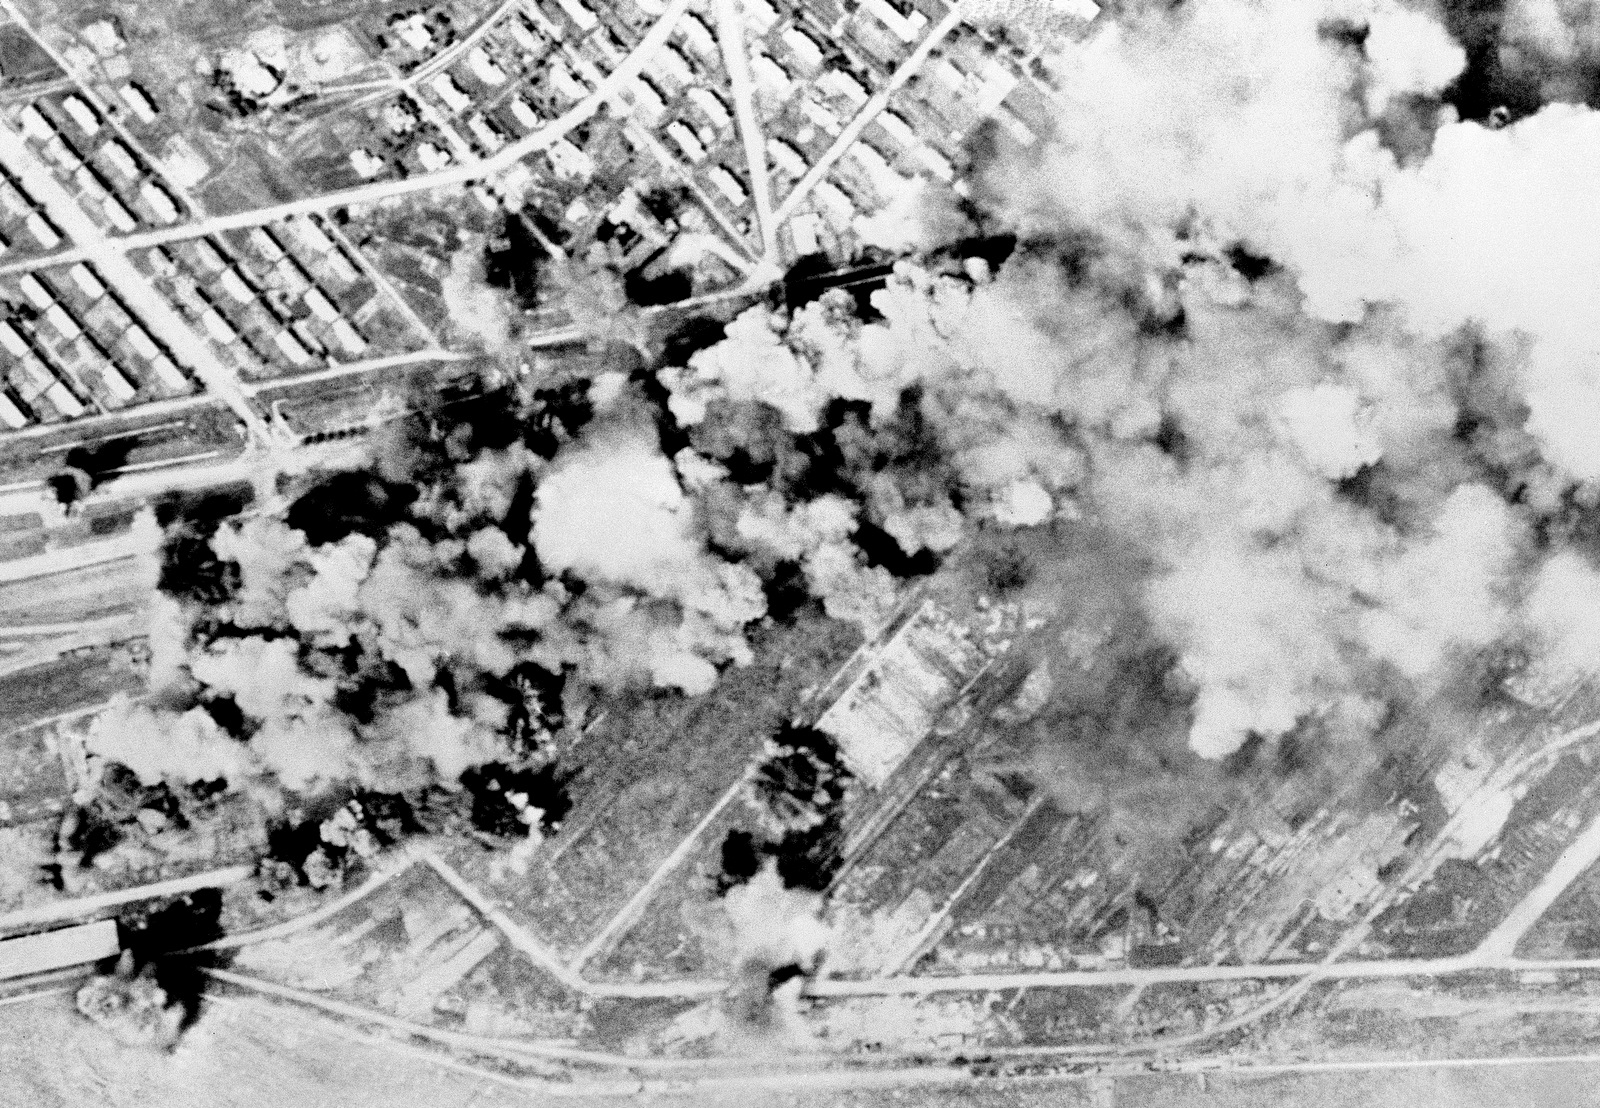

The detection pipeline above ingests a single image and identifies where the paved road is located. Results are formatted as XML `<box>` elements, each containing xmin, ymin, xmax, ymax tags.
<box><xmin>0</xmin><ymin>865</ymin><xmax>253</xmax><ymax>934</ymax></box>
<box><xmin>715</xmin><ymin>0</ymin><xmax>778</xmax><ymax>261</ymax></box>
<box><xmin>1476</xmin><ymin>808</ymin><xmax>1600</xmax><ymax>959</ymax></box>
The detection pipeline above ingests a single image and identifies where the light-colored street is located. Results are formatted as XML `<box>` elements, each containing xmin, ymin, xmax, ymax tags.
<box><xmin>715</xmin><ymin>0</ymin><xmax>778</xmax><ymax>261</ymax></box>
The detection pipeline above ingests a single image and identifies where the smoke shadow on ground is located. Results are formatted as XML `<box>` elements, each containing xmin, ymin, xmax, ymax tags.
<box><xmin>283</xmin><ymin>471</ymin><xmax>419</xmax><ymax>547</ymax></box>
<box><xmin>116</xmin><ymin>888</ymin><xmax>232</xmax><ymax>1031</ymax></box>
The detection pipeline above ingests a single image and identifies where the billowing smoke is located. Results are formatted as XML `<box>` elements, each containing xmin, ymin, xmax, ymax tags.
<box><xmin>94</xmin><ymin>0</ymin><xmax>1600</xmax><ymax>893</ymax></box>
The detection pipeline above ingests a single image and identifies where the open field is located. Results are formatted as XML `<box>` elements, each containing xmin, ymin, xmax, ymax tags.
<box><xmin>0</xmin><ymin>649</ymin><xmax>141</xmax><ymax>728</ymax></box>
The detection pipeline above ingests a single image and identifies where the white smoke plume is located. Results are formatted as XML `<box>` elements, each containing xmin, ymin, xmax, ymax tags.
<box><xmin>106</xmin><ymin>0</ymin><xmax>1600</xmax><ymax>839</ymax></box>
<box><xmin>652</xmin><ymin>0</ymin><xmax>1600</xmax><ymax>760</ymax></box>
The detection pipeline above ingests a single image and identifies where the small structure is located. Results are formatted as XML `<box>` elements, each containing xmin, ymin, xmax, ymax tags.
<box><xmin>303</xmin><ymin>285</ymin><xmax>339</xmax><ymax>323</ymax></box>
<box><xmin>554</xmin><ymin>0</ymin><xmax>599</xmax><ymax>32</ymax></box>
<box><xmin>687</xmin><ymin>87</ymin><xmax>730</xmax><ymax>129</ymax></box>
<box><xmin>139</xmin><ymin>180</ymin><xmax>179</xmax><ymax>223</ymax></box>
<box><xmin>102</xmin><ymin>196</ymin><xmax>137</xmax><ymax>233</ymax></box>
<box><xmin>666</xmin><ymin>120</ymin><xmax>705</xmax><ymax>163</ymax></box>
<box><xmin>782</xmin><ymin>27</ymin><xmax>825</xmax><ymax>71</ymax></box>
<box><xmin>416</xmin><ymin>142</ymin><xmax>452</xmax><ymax>172</ymax></box>
<box><xmin>509</xmin><ymin>97</ymin><xmax>541</xmax><ymax>132</ymax></box>
<box><xmin>61</xmin><ymin>95</ymin><xmax>102</xmax><ymax>136</ymax></box>
<box><xmin>100</xmin><ymin>139</ymin><xmax>140</xmax><ymax>181</ymax></box>
<box><xmin>0</xmin><ymin>389</ymin><xmax>28</xmax><ymax>429</ymax></box>
<box><xmin>467</xmin><ymin>114</ymin><xmax>506</xmax><ymax>151</ymax></box>
<box><xmin>430</xmin><ymin>72</ymin><xmax>471</xmax><ymax>114</ymax></box>
<box><xmin>18</xmin><ymin>104</ymin><xmax>56</xmax><ymax>143</ymax></box>
<box><xmin>349</xmin><ymin>148</ymin><xmax>386</xmax><ymax>179</ymax></box>
<box><xmin>24</xmin><ymin>212</ymin><xmax>60</xmax><ymax>249</ymax></box>
<box><xmin>707</xmin><ymin>164</ymin><xmax>748</xmax><ymax>206</ymax></box>
<box><xmin>117</xmin><ymin>83</ymin><xmax>159</xmax><ymax>123</ymax></box>
<box><xmin>392</xmin><ymin>12</ymin><xmax>433</xmax><ymax>52</ymax></box>
<box><xmin>466</xmin><ymin>46</ymin><xmax>507</xmax><ymax>86</ymax></box>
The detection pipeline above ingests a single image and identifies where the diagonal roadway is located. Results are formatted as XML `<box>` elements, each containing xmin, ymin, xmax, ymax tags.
<box><xmin>714</xmin><ymin>0</ymin><xmax>778</xmax><ymax>262</ymax></box>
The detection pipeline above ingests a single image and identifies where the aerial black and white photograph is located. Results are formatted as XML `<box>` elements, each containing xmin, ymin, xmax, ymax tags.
<box><xmin>0</xmin><ymin>0</ymin><xmax>1595</xmax><ymax>1104</ymax></box>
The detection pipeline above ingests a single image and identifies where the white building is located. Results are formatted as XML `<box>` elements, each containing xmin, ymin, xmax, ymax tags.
<box><xmin>98</xmin><ymin>363</ymin><xmax>137</xmax><ymax>403</ymax></box>
<box><xmin>430</xmin><ymin>73</ymin><xmax>472</xmax><ymax>114</ymax></box>
<box><xmin>148</xmin><ymin>353</ymin><xmax>187</xmax><ymax>392</ymax></box>
<box><xmin>43</xmin><ymin>304</ymin><xmax>80</xmax><ymax>340</ymax></box>
<box><xmin>331</xmin><ymin>318</ymin><xmax>367</xmax><ymax>356</ymax></box>
<box><xmin>687</xmin><ymin>87</ymin><xmax>730</xmax><ymax>129</ymax></box>
<box><xmin>707</xmin><ymin>164</ymin><xmax>748</xmax><ymax>206</ymax></box>
<box><xmin>767</xmin><ymin>137</ymin><xmax>807</xmax><ymax>178</ymax></box>
<box><xmin>100</xmin><ymin>139</ymin><xmax>140</xmax><ymax>181</ymax></box>
<box><xmin>417</xmin><ymin>142</ymin><xmax>452</xmax><ymax>172</ymax></box>
<box><xmin>676</xmin><ymin>13</ymin><xmax>717</xmax><ymax>58</ymax></box>
<box><xmin>291</xmin><ymin>218</ymin><xmax>334</xmax><ymax>254</ymax></box>
<box><xmin>349</xmin><ymin>148</ymin><xmax>386</xmax><ymax>179</ymax></box>
<box><xmin>122</xmin><ymin>323</ymin><xmax>160</xmax><ymax>361</ymax></box>
<box><xmin>666</xmin><ymin>120</ymin><xmax>705</xmax><ymax>163</ymax></box>
<box><xmin>549</xmin><ymin>61</ymin><xmax>587</xmax><ymax>101</ymax></box>
<box><xmin>510</xmin><ymin>97</ymin><xmax>542</xmax><ymax>132</ymax></box>
<box><xmin>393</xmin><ymin>12</ymin><xmax>433</xmax><ymax>52</ymax></box>
<box><xmin>466</xmin><ymin>46</ymin><xmax>508</xmax><ymax>86</ymax></box>
<box><xmin>67</xmin><ymin>263</ymin><xmax>105</xmax><ymax>300</ymax></box>
<box><xmin>102</xmin><ymin>196</ymin><xmax>136</xmax><ymax>233</ymax></box>
<box><xmin>0</xmin><ymin>391</ymin><xmax>27</xmax><ymax>429</ymax></box>
<box><xmin>751</xmin><ymin>53</ymin><xmax>793</xmax><ymax>97</ymax></box>
<box><xmin>42</xmin><ymin>379</ymin><xmax>84</xmax><ymax>418</ymax></box>
<box><xmin>858</xmin><ymin>0</ymin><xmax>928</xmax><ymax>43</ymax></box>
<box><xmin>468</xmin><ymin>114</ymin><xmax>506</xmax><ymax>151</ymax></box>
<box><xmin>782</xmin><ymin>27</ymin><xmax>825</xmax><ymax>71</ymax></box>
<box><xmin>18</xmin><ymin>104</ymin><xmax>56</xmax><ymax>143</ymax></box>
<box><xmin>199</xmin><ymin>307</ymin><xmax>237</xmax><ymax>345</ymax></box>
<box><xmin>274</xmin><ymin>328</ymin><xmax>312</xmax><ymax>367</ymax></box>
<box><xmin>0</xmin><ymin>322</ymin><xmax>30</xmax><ymax>357</ymax></box>
<box><xmin>117</xmin><ymin>83</ymin><xmax>159</xmax><ymax>123</ymax></box>
<box><xmin>219</xmin><ymin>267</ymin><xmax>256</xmax><ymax>302</ymax></box>
<box><xmin>24</xmin><ymin>212</ymin><xmax>60</xmax><ymax>248</ymax></box>
<box><xmin>554</xmin><ymin>0</ymin><xmax>599</xmax><ymax>31</ymax></box>
<box><xmin>17</xmin><ymin>274</ymin><xmax>53</xmax><ymax>310</ymax></box>
<box><xmin>303</xmin><ymin>285</ymin><xmax>339</xmax><ymax>323</ymax></box>
<box><xmin>139</xmin><ymin>180</ymin><xmax>178</xmax><ymax>223</ymax></box>
<box><xmin>61</xmin><ymin>95</ymin><xmax>101</xmax><ymax>135</ymax></box>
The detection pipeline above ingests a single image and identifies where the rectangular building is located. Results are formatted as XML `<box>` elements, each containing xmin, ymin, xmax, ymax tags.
<box><xmin>61</xmin><ymin>96</ymin><xmax>101</xmax><ymax>136</ymax></box>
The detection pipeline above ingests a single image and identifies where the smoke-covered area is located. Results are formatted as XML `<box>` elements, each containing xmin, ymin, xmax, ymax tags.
<box><xmin>85</xmin><ymin>1</ymin><xmax>1600</xmax><ymax>914</ymax></box>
